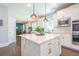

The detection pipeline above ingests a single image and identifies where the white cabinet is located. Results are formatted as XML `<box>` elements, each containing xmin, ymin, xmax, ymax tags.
<box><xmin>40</xmin><ymin>38</ymin><xmax>61</xmax><ymax>56</ymax></box>
<box><xmin>21</xmin><ymin>37</ymin><xmax>61</xmax><ymax>56</ymax></box>
<box><xmin>21</xmin><ymin>38</ymin><xmax>40</xmax><ymax>56</ymax></box>
<box><xmin>60</xmin><ymin>34</ymin><xmax>79</xmax><ymax>51</ymax></box>
<box><xmin>60</xmin><ymin>34</ymin><xmax>72</xmax><ymax>48</ymax></box>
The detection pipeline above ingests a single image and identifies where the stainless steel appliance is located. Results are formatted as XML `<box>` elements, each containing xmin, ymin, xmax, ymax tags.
<box><xmin>72</xmin><ymin>20</ymin><xmax>79</xmax><ymax>45</ymax></box>
<box><xmin>72</xmin><ymin>34</ymin><xmax>79</xmax><ymax>45</ymax></box>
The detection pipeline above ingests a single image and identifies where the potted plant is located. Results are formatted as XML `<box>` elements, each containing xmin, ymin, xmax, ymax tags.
<box><xmin>28</xmin><ymin>25</ymin><xmax>32</xmax><ymax>34</ymax></box>
<box><xmin>35</xmin><ymin>26</ymin><xmax>44</xmax><ymax>35</ymax></box>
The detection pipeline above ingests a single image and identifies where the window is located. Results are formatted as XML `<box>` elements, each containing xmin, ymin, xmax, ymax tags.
<box><xmin>31</xmin><ymin>17</ymin><xmax>54</xmax><ymax>33</ymax></box>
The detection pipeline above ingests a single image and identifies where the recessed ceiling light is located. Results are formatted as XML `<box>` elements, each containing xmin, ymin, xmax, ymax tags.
<box><xmin>27</xmin><ymin>3</ymin><xmax>31</xmax><ymax>7</ymax></box>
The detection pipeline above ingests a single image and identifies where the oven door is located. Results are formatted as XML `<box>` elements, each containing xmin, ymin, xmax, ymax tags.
<box><xmin>72</xmin><ymin>23</ymin><xmax>79</xmax><ymax>31</ymax></box>
<box><xmin>72</xmin><ymin>35</ymin><xmax>79</xmax><ymax>45</ymax></box>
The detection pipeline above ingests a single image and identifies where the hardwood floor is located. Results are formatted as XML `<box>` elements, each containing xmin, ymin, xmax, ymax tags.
<box><xmin>0</xmin><ymin>36</ymin><xmax>79</xmax><ymax>56</ymax></box>
<box><xmin>16</xmin><ymin>36</ymin><xmax>21</xmax><ymax>56</ymax></box>
<box><xmin>61</xmin><ymin>46</ymin><xmax>79</xmax><ymax>56</ymax></box>
<box><xmin>0</xmin><ymin>42</ymin><xmax>16</xmax><ymax>56</ymax></box>
<box><xmin>0</xmin><ymin>36</ymin><xmax>21</xmax><ymax>56</ymax></box>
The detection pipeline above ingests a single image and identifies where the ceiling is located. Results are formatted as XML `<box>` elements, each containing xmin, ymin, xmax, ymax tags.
<box><xmin>0</xmin><ymin>3</ymin><xmax>76</xmax><ymax>23</ymax></box>
<box><xmin>54</xmin><ymin>3</ymin><xmax>75</xmax><ymax>10</ymax></box>
<box><xmin>0</xmin><ymin>3</ymin><xmax>76</xmax><ymax>15</ymax></box>
<box><xmin>0</xmin><ymin>3</ymin><xmax>56</xmax><ymax>16</ymax></box>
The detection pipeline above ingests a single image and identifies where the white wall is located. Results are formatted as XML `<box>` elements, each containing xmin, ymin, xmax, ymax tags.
<box><xmin>0</xmin><ymin>5</ymin><xmax>16</xmax><ymax>47</ymax></box>
<box><xmin>8</xmin><ymin>16</ymin><xmax>16</xmax><ymax>44</ymax></box>
<box><xmin>0</xmin><ymin>5</ymin><xmax>8</xmax><ymax>45</ymax></box>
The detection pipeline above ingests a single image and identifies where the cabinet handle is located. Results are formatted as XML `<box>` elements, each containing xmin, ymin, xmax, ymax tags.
<box><xmin>48</xmin><ymin>48</ymin><xmax>52</xmax><ymax>55</ymax></box>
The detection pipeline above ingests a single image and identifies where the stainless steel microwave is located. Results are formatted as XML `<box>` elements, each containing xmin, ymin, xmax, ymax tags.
<box><xmin>72</xmin><ymin>21</ymin><xmax>79</xmax><ymax>31</ymax></box>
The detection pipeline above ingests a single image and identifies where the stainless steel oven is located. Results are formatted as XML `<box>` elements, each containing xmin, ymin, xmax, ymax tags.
<box><xmin>72</xmin><ymin>21</ymin><xmax>79</xmax><ymax>31</ymax></box>
<box><xmin>72</xmin><ymin>34</ymin><xmax>79</xmax><ymax>45</ymax></box>
<box><xmin>72</xmin><ymin>20</ymin><xmax>79</xmax><ymax>45</ymax></box>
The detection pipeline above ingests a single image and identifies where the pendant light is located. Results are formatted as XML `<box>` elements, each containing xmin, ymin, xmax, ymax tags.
<box><xmin>30</xmin><ymin>3</ymin><xmax>37</xmax><ymax>19</ymax></box>
<box><xmin>43</xmin><ymin>3</ymin><xmax>48</xmax><ymax>22</ymax></box>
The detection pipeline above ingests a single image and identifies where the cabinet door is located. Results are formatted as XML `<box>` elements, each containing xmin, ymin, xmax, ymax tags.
<box><xmin>40</xmin><ymin>38</ymin><xmax>60</xmax><ymax>56</ymax></box>
<box><xmin>61</xmin><ymin>34</ymin><xmax>72</xmax><ymax>47</ymax></box>
<box><xmin>52</xmin><ymin>38</ymin><xmax>60</xmax><ymax>56</ymax></box>
<box><xmin>21</xmin><ymin>38</ymin><xmax>40</xmax><ymax>56</ymax></box>
<box><xmin>40</xmin><ymin>42</ymin><xmax>53</xmax><ymax>56</ymax></box>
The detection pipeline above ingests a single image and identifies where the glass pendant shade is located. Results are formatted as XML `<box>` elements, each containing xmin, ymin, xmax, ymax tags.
<box><xmin>31</xmin><ymin>3</ymin><xmax>37</xmax><ymax>19</ymax></box>
<box><xmin>31</xmin><ymin>12</ymin><xmax>37</xmax><ymax>19</ymax></box>
<box><xmin>44</xmin><ymin>16</ymin><xmax>48</xmax><ymax>22</ymax></box>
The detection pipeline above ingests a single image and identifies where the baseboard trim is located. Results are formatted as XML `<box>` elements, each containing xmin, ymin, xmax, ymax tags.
<box><xmin>0</xmin><ymin>40</ymin><xmax>16</xmax><ymax>48</ymax></box>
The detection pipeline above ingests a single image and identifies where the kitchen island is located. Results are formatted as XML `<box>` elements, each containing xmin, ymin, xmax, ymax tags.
<box><xmin>19</xmin><ymin>33</ymin><xmax>61</xmax><ymax>56</ymax></box>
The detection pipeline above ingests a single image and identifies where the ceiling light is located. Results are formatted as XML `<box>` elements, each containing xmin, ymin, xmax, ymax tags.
<box><xmin>30</xmin><ymin>3</ymin><xmax>38</xmax><ymax>19</ymax></box>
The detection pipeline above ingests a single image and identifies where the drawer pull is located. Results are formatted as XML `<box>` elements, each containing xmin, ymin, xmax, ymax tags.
<box><xmin>48</xmin><ymin>48</ymin><xmax>52</xmax><ymax>54</ymax></box>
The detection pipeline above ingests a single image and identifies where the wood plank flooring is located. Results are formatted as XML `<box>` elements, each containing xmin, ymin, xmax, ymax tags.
<box><xmin>0</xmin><ymin>36</ymin><xmax>79</xmax><ymax>56</ymax></box>
<box><xmin>0</xmin><ymin>42</ymin><xmax>16</xmax><ymax>56</ymax></box>
<box><xmin>61</xmin><ymin>46</ymin><xmax>79</xmax><ymax>56</ymax></box>
<box><xmin>0</xmin><ymin>36</ymin><xmax>21</xmax><ymax>56</ymax></box>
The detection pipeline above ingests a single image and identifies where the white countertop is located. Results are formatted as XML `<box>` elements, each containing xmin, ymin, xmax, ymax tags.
<box><xmin>19</xmin><ymin>33</ymin><xmax>60</xmax><ymax>44</ymax></box>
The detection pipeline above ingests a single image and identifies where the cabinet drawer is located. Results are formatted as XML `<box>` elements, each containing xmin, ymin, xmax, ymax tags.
<box><xmin>40</xmin><ymin>38</ymin><xmax>60</xmax><ymax>56</ymax></box>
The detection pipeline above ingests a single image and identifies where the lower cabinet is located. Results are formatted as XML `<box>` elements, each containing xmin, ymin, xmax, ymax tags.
<box><xmin>40</xmin><ymin>38</ymin><xmax>61</xmax><ymax>56</ymax></box>
<box><xmin>21</xmin><ymin>38</ymin><xmax>40</xmax><ymax>56</ymax></box>
<box><xmin>21</xmin><ymin>37</ymin><xmax>61</xmax><ymax>56</ymax></box>
<box><xmin>60</xmin><ymin>34</ymin><xmax>72</xmax><ymax>48</ymax></box>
